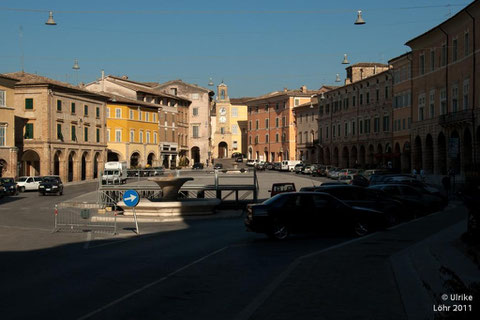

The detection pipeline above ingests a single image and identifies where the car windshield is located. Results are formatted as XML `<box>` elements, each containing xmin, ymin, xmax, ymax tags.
<box><xmin>43</xmin><ymin>178</ymin><xmax>58</xmax><ymax>183</ymax></box>
<box><xmin>1</xmin><ymin>178</ymin><xmax>14</xmax><ymax>183</ymax></box>
<box><xmin>16</xmin><ymin>177</ymin><xmax>28</xmax><ymax>182</ymax></box>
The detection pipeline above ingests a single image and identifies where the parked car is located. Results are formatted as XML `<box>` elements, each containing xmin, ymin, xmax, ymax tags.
<box><xmin>246</xmin><ymin>160</ymin><xmax>258</xmax><ymax>167</ymax></box>
<box><xmin>214</xmin><ymin>163</ymin><xmax>223</xmax><ymax>170</ymax></box>
<box><xmin>311</xmin><ymin>165</ymin><xmax>325</xmax><ymax>177</ymax></box>
<box><xmin>368</xmin><ymin>174</ymin><xmax>414</xmax><ymax>186</ymax></box>
<box><xmin>245</xmin><ymin>192</ymin><xmax>387</xmax><ymax>240</ymax></box>
<box><xmin>255</xmin><ymin>161</ymin><xmax>266</xmax><ymax>170</ymax></box>
<box><xmin>38</xmin><ymin>176</ymin><xmax>64</xmax><ymax>196</ymax></box>
<box><xmin>0</xmin><ymin>177</ymin><xmax>19</xmax><ymax>196</ymax></box>
<box><xmin>303</xmin><ymin>165</ymin><xmax>315</xmax><ymax>175</ymax></box>
<box><xmin>301</xmin><ymin>185</ymin><xmax>410</xmax><ymax>224</ymax></box>
<box><xmin>192</xmin><ymin>162</ymin><xmax>204</xmax><ymax>170</ymax></box>
<box><xmin>265</xmin><ymin>162</ymin><xmax>275</xmax><ymax>170</ymax></box>
<box><xmin>152</xmin><ymin>166</ymin><xmax>165</xmax><ymax>176</ymax></box>
<box><xmin>363</xmin><ymin>169</ymin><xmax>389</xmax><ymax>179</ymax></box>
<box><xmin>369</xmin><ymin>184</ymin><xmax>446</xmax><ymax>216</ymax></box>
<box><xmin>16</xmin><ymin>176</ymin><xmax>43</xmax><ymax>192</ymax></box>
<box><xmin>268</xmin><ymin>183</ymin><xmax>296</xmax><ymax>197</ymax></box>
<box><xmin>382</xmin><ymin>176</ymin><xmax>447</xmax><ymax>206</ymax></box>
<box><xmin>235</xmin><ymin>155</ymin><xmax>243</xmax><ymax>163</ymax></box>
<box><xmin>294</xmin><ymin>163</ymin><xmax>304</xmax><ymax>174</ymax></box>
<box><xmin>231</xmin><ymin>152</ymin><xmax>243</xmax><ymax>159</ymax></box>
<box><xmin>273</xmin><ymin>162</ymin><xmax>282</xmax><ymax>171</ymax></box>
<box><xmin>0</xmin><ymin>182</ymin><xmax>5</xmax><ymax>199</ymax></box>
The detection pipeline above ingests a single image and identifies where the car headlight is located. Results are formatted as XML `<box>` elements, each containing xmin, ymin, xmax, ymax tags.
<box><xmin>39</xmin><ymin>186</ymin><xmax>45</xmax><ymax>188</ymax></box>
<box><xmin>52</xmin><ymin>186</ymin><xmax>58</xmax><ymax>188</ymax></box>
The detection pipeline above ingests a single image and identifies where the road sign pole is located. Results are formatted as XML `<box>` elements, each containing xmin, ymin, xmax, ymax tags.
<box><xmin>133</xmin><ymin>207</ymin><xmax>139</xmax><ymax>234</ymax></box>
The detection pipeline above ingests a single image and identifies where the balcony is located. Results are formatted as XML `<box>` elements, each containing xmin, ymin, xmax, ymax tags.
<box><xmin>439</xmin><ymin>110</ymin><xmax>473</xmax><ymax>127</ymax></box>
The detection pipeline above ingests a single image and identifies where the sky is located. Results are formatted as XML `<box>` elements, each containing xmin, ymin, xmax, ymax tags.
<box><xmin>0</xmin><ymin>0</ymin><xmax>468</xmax><ymax>97</ymax></box>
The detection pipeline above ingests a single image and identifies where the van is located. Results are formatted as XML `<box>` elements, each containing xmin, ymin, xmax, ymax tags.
<box><xmin>102</xmin><ymin>161</ymin><xmax>127</xmax><ymax>184</ymax></box>
<box><xmin>281</xmin><ymin>160</ymin><xmax>303</xmax><ymax>172</ymax></box>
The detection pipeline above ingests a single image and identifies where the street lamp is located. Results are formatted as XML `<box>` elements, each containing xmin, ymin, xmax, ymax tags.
<box><xmin>72</xmin><ymin>59</ymin><xmax>80</xmax><ymax>85</ymax></box>
<box><xmin>335</xmin><ymin>74</ymin><xmax>341</xmax><ymax>82</ymax></box>
<box><xmin>45</xmin><ymin>11</ymin><xmax>57</xmax><ymax>25</ymax></box>
<box><xmin>208</xmin><ymin>78</ymin><xmax>214</xmax><ymax>87</ymax></box>
<box><xmin>342</xmin><ymin>54</ymin><xmax>349</xmax><ymax>64</ymax></box>
<box><xmin>354</xmin><ymin>10</ymin><xmax>366</xmax><ymax>25</ymax></box>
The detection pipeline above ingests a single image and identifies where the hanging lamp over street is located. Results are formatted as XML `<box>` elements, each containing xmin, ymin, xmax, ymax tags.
<box><xmin>354</xmin><ymin>10</ymin><xmax>365</xmax><ymax>25</ymax></box>
<box><xmin>335</xmin><ymin>74</ymin><xmax>341</xmax><ymax>82</ymax></box>
<box><xmin>45</xmin><ymin>11</ymin><xmax>57</xmax><ymax>25</ymax></box>
<box><xmin>72</xmin><ymin>59</ymin><xmax>80</xmax><ymax>70</ymax></box>
<box><xmin>208</xmin><ymin>78</ymin><xmax>214</xmax><ymax>86</ymax></box>
<box><xmin>342</xmin><ymin>54</ymin><xmax>349</xmax><ymax>64</ymax></box>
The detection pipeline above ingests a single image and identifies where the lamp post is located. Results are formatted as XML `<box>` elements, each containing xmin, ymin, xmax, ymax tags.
<box><xmin>72</xmin><ymin>59</ymin><xmax>80</xmax><ymax>85</ymax></box>
<box><xmin>45</xmin><ymin>11</ymin><xmax>57</xmax><ymax>25</ymax></box>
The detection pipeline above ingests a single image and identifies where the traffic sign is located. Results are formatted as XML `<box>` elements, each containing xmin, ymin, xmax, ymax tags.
<box><xmin>123</xmin><ymin>190</ymin><xmax>140</xmax><ymax>207</ymax></box>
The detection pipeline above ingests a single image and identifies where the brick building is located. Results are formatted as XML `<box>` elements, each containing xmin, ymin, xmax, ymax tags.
<box><xmin>153</xmin><ymin>80</ymin><xmax>214</xmax><ymax>165</ymax></box>
<box><xmin>246</xmin><ymin>86</ymin><xmax>317</xmax><ymax>162</ymax></box>
<box><xmin>293</xmin><ymin>86</ymin><xmax>335</xmax><ymax>164</ymax></box>
<box><xmin>405</xmin><ymin>1</ymin><xmax>480</xmax><ymax>177</ymax></box>
<box><xmin>390</xmin><ymin>52</ymin><xmax>413</xmax><ymax>173</ymax></box>
<box><xmin>317</xmin><ymin>64</ymin><xmax>393</xmax><ymax>168</ymax></box>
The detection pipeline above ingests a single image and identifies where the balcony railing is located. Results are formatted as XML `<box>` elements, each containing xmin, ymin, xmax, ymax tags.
<box><xmin>439</xmin><ymin>110</ymin><xmax>473</xmax><ymax>127</ymax></box>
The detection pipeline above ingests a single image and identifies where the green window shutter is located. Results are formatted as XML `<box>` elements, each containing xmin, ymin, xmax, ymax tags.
<box><xmin>25</xmin><ymin>98</ymin><xmax>33</xmax><ymax>110</ymax></box>
<box><xmin>57</xmin><ymin>123</ymin><xmax>63</xmax><ymax>140</ymax></box>
<box><xmin>96</xmin><ymin>107</ymin><xmax>100</xmax><ymax>118</ymax></box>
<box><xmin>84</xmin><ymin>105</ymin><xmax>88</xmax><ymax>116</ymax></box>
<box><xmin>84</xmin><ymin>127</ymin><xmax>88</xmax><ymax>142</ymax></box>
<box><xmin>96</xmin><ymin>128</ymin><xmax>100</xmax><ymax>143</ymax></box>
<box><xmin>71</xmin><ymin>126</ymin><xmax>76</xmax><ymax>141</ymax></box>
<box><xmin>25</xmin><ymin>123</ymin><xmax>34</xmax><ymax>139</ymax></box>
<box><xmin>57</xmin><ymin>100</ymin><xmax>62</xmax><ymax>111</ymax></box>
<box><xmin>71</xmin><ymin>103</ymin><xmax>76</xmax><ymax>114</ymax></box>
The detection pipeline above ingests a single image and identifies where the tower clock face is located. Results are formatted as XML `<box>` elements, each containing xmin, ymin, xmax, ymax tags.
<box><xmin>219</xmin><ymin>116</ymin><xmax>227</xmax><ymax>123</ymax></box>
<box><xmin>219</xmin><ymin>107</ymin><xmax>226</xmax><ymax>115</ymax></box>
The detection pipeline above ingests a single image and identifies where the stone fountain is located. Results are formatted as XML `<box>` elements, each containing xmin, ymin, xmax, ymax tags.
<box><xmin>119</xmin><ymin>176</ymin><xmax>221</xmax><ymax>217</ymax></box>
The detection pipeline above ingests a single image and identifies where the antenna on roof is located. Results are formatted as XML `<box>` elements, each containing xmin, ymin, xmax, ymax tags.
<box><xmin>19</xmin><ymin>26</ymin><xmax>24</xmax><ymax>73</ymax></box>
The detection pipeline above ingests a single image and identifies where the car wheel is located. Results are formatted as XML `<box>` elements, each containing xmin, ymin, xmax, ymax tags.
<box><xmin>268</xmin><ymin>220</ymin><xmax>289</xmax><ymax>240</ymax></box>
<box><xmin>20</xmin><ymin>186</ymin><xmax>25</xmax><ymax>192</ymax></box>
<box><xmin>353</xmin><ymin>219</ymin><xmax>370</xmax><ymax>237</ymax></box>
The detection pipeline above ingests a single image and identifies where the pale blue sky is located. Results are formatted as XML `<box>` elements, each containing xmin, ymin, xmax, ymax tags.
<box><xmin>0</xmin><ymin>0</ymin><xmax>468</xmax><ymax>97</ymax></box>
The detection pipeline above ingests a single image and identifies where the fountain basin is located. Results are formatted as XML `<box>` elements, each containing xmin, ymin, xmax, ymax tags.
<box><xmin>119</xmin><ymin>198</ymin><xmax>221</xmax><ymax>216</ymax></box>
<box><xmin>147</xmin><ymin>177</ymin><xmax>194</xmax><ymax>200</ymax></box>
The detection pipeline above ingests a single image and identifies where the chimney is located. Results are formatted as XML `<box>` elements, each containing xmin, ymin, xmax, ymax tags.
<box><xmin>283</xmin><ymin>87</ymin><xmax>288</xmax><ymax>92</ymax></box>
<box><xmin>301</xmin><ymin>85</ymin><xmax>307</xmax><ymax>93</ymax></box>
<box><xmin>374</xmin><ymin>65</ymin><xmax>377</xmax><ymax>74</ymax></box>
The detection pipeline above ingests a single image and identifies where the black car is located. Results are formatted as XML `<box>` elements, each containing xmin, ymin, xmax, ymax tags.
<box><xmin>369</xmin><ymin>184</ymin><xmax>446</xmax><ymax>216</ymax></box>
<box><xmin>38</xmin><ymin>176</ymin><xmax>64</xmax><ymax>196</ymax></box>
<box><xmin>192</xmin><ymin>163</ymin><xmax>204</xmax><ymax>170</ymax></box>
<box><xmin>214</xmin><ymin>163</ymin><xmax>223</xmax><ymax>170</ymax></box>
<box><xmin>300</xmin><ymin>185</ymin><xmax>410</xmax><ymax>224</ymax></box>
<box><xmin>245</xmin><ymin>192</ymin><xmax>387</xmax><ymax>240</ymax></box>
<box><xmin>0</xmin><ymin>177</ymin><xmax>19</xmax><ymax>196</ymax></box>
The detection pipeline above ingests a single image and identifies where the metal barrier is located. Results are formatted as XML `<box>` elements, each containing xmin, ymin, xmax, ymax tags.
<box><xmin>53</xmin><ymin>203</ymin><xmax>117</xmax><ymax>235</ymax></box>
<box><xmin>97</xmin><ymin>168</ymin><xmax>259</xmax><ymax>208</ymax></box>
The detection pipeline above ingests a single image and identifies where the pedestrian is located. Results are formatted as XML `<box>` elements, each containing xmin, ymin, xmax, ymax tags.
<box><xmin>412</xmin><ymin>168</ymin><xmax>418</xmax><ymax>179</ymax></box>
<box><xmin>442</xmin><ymin>175</ymin><xmax>451</xmax><ymax>199</ymax></box>
<box><xmin>206</xmin><ymin>159</ymin><xmax>209</xmax><ymax>167</ymax></box>
<box><xmin>420</xmin><ymin>168</ymin><xmax>425</xmax><ymax>182</ymax></box>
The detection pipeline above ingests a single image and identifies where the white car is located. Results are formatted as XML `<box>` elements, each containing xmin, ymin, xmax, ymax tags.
<box><xmin>16</xmin><ymin>176</ymin><xmax>43</xmax><ymax>192</ymax></box>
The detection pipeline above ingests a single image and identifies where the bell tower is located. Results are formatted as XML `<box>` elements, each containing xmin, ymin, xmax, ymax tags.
<box><xmin>217</xmin><ymin>81</ymin><xmax>229</xmax><ymax>102</ymax></box>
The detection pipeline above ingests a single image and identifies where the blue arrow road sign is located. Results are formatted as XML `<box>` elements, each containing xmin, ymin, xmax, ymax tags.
<box><xmin>123</xmin><ymin>190</ymin><xmax>140</xmax><ymax>207</ymax></box>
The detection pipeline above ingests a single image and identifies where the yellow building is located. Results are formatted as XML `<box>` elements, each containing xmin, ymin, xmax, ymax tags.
<box><xmin>104</xmin><ymin>94</ymin><xmax>162</xmax><ymax>168</ymax></box>
<box><xmin>211</xmin><ymin>82</ymin><xmax>248</xmax><ymax>159</ymax></box>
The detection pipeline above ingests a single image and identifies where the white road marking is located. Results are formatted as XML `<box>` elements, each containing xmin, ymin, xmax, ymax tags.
<box><xmin>76</xmin><ymin>246</ymin><xmax>229</xmax><ymax>320</ymax></box>
<box><xmin>83</xmin><ymin>232</ymin><xmax>92</xmax><ymax>249</ymax></box>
